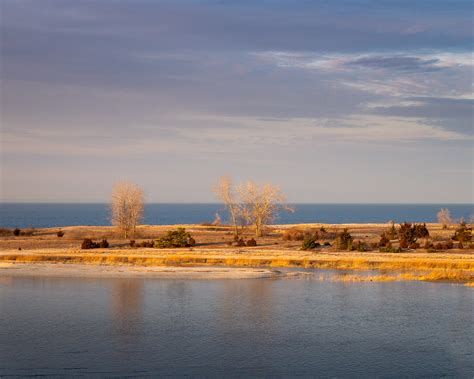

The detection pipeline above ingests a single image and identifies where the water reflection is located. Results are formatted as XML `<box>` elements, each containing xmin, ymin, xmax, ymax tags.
<box><xmin>111</xmin><ymin>279</ymin><xmax>144</xmax><ymax>337</ymax></box>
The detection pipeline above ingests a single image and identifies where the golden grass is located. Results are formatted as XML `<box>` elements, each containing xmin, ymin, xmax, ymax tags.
<box><xmin>328</xmin><ymin>271</ymin><xmax>473</xmax><ymax>283</ymax></box>
<box><xmin>1</xmin><ymin>250</ymin><xmax>473</xmax><ymax>274</ymax></box>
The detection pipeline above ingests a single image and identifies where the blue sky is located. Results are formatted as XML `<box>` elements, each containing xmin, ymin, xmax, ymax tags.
<box><xmin>1</xmin><ymin>0</ymin><xmax>472</xmax><ymax>202</ymax></box>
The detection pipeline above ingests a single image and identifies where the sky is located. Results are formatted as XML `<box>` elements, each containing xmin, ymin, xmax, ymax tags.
<box><xmin>1</xmin><ymin>0</ymin><xmax>473</xmax><ymax>203</ymax></box>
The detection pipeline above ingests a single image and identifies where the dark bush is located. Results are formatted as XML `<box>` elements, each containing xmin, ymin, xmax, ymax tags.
<box><xmin>398</xmin><ymin>222</ymin><xmax>417</xmax><ymax>246</ymax></box>
<box><xmin>246</xmin><ymin>238</ymin><xmax>257</xmax><ymax>246</ymax></box>
<box><xmin>81</xmin><ymin>238</ymin><xmax>98</xmax><ymax>249</ymax></box>
<box><xmin>235</xmin><ymin>238</ymin><xmax>246</xmax><ymax>247</ymax></box>
<box><xmin>434</xmin><ymin>242</ymin><xmax>443</xmax><ymax>250</ymax></box>
<box><xmin>408</xmin><ymin>242</ymin><xmax>420</xmax><ymax>249</ymax></box>
<box><xmin>334</xmin><ymin>229</ymin><xmax>353</xmax><ymax>250</ymax></box>
<box><xmin>451</xmin><ymin>221</ymin><xmax>472</xmax><ymax>243</ymax></box>
<box><xmin>443</xmin><ymin>241</ymin><xmax>453</xmax><ymax>249</ymax></box>
<box><xmin>188</xmin><ymin>237</ymin><xmax>196</xmax><ymax>247</ymax></box>
<box><xmin>155</xmin><ymin>228</ymin><xmax>194</xmax><ymax>248</ymax></box>
<box><xmin>301</xmin><ymin>233</ymin><xmax>319</xmax><ymax>250</ymax></box>
<box><xmin>379</xmin><ymin>233</ymin><xmax>390</xmax><ymax>247</ymax></box>
<box><xmin>324</xmin><ymin>241</ymin><xmax>331</xmax><ymax>247</ymax></box>
<box><xmin>81</xmin><ymin>238</ymin><xmax>109</xmax><ymax>249</ymax></box>
<box><xmin>414</xmin><ymin>223</ymin><xmax>429</xmax><ymax>239</ymax></box>
<box><xmin>99</xmin><ymin>239</ymin><xmax>109</xmax><ymax>248</ymax></box>
<box><xmin>140</xmin><ymin>240</ymin><xmax>154</xmax><ymax>248</ymax></box>
<box><xmin>57</xmin><ymin>230</ymin><xmax>64</xmax><ymax>238</ymax></box>
<box><xmin>458</xmin><ymin>242</ymin><xmax>464</xmax><ymax>249</ymax></box>
<box><xmin>129</xmin><ymin>240</ymin><xmax>136</xmax><ymax>247</ymax></box>
<box><xmin>13</xmin><ymin>228</ymin><xmax>21</xmax><ymax>236</ymax></box>
<box><xmin>423</xmin><ymin>240</ymin><xmax>434</xmax><ymax>250</ymax></box>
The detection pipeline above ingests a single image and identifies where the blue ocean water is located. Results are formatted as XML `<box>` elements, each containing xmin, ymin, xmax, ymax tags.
<box><xmin>0</xmin><ymin>203</ymin><xmax>472</xmax><ymax>228</ymax></box>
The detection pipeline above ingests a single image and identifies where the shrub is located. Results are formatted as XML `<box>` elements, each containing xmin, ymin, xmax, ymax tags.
<box><xmin>188</xmin><ymin>237</ymin><xmax>196</xmax><ymax>247</ymax></box>
<box><xmin>451</xmin><ymin>221</ymin><xmax>472</xmax><ymax>243</ymax></box>
<box><xmin>235</xmin><ymin>238</ymin><xmax>246</xmax><ymax>247</ymax></box>
<box><xmin>414</xmin><ymin>223</ymin><xmax>429</xmax><ymax>239</ymax></box>
<box><xmin>408</xmin><ymin>242</ymin><xmax>420</xmax><ymax>249</ymax></box>
<box><xmin>355</xmin><ymin>241</ymin><xmax>367</xmax><ymax>252</ymax></box>
<box><xmin>140</xmin><ymin>240</ymin><xmax>154</xmax><ymax>248</ymax></box>
<box><xmin>379</xmin><ymin>233</ymin><xmax>390</xmax><ymax>247</ymax></box>
<box><xmin>99</xmin><ymin>239</ymin><xmax>109</xmax><ymax>248</ymax></box>
<box><xmin>129</xmin><ymin>240</ymin><xmax>136</xmax><ymax>247</ymax></box>
<box><xmin>81</xmin><ymin>238</ymin><xmax>98</xmax><ymax>249</ymax></box>
<box><xmin>81</xmin><ymin>238</ymin><xmax>109</xmax><ymax>249</ymax></box>
<box><xmin>246</xmin><ymin>238</ymin><xmax>257</xmax><ymax>246</ymax></box>
<box><xmin>301</xmin><ymin>233</ymin><xmax>319</xmax><ymax>250</ymax></box>
<box><xmin>458</xmin><ymin>242</ymin><xmax>464</xmax><ymax>249</ymax></box>
<box><xmin>398</xmin><ymin>222</ymin><xmax>417</xmax><ymax>246</ymax></box>
<box><xmin>442</xmin><ymin>241</ymin><xmax>453</xmax><ymax>249</ymax></box>
<box><xmin>13</xmin><ymin>228</ymin><xmax>21</xmax><ymax>236</ymax></box>
<box><xmin>334</xmin><ymin>229</ymin><xmax>353</xmax><ymax>250</ymax></box>
<box><xmin>324</xmin><ymin>241</ymin><xmax>331</xmax><ymax>247</ymax></box>
<box><xmin>57</xmin><ymin>230</ymin><xmax>64</xmax><ymax>238</ymax></box>
<box><xmin>423</xmin><ymin>240</ymin><xmax>434</xmax><ymax>250</ymax></box>
<box><xmin>434</xmin><ymin>242</ymin><xmax>444</xmax><ymax>250</ymax></box>
<box><xmin>155</xmin><ymin>228</ymin><xmax>194</xmax><ymax>248</ymax></box>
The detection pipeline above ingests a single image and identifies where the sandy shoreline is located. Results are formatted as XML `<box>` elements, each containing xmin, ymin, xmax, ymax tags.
<box><xmin>0</xmin><ymin>262</ymin><xmax>285</xmax><ymax>280</ymax></box>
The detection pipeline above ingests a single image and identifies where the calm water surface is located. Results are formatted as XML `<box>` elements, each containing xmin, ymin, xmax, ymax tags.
<box><xmin>0</xmin><ymin>273</ymin><xmax>472</xmax><ymax>377</ymax></box>
<box><xmin>1</xmin><ymin>203</ymin><xmax>473</xmax><ymax>228</ymax></box>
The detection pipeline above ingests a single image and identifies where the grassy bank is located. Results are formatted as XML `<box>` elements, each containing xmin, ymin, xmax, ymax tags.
<box><xmin>1</xmin><ymin>249</ymin><xmax>473</xmax><ymax>284</ymax></box>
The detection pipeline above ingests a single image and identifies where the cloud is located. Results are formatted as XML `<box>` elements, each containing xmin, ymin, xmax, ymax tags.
<box><xmin>344</xmin><ymin>55</ymin><xmax>441</xmax><ymax>72</ymax></box>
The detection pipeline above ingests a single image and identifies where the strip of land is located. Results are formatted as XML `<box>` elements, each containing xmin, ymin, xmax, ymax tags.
<box><xmin>0</xmin><ymin>224</ymin><xmax>472</xmax><ymax>284</ymax></box>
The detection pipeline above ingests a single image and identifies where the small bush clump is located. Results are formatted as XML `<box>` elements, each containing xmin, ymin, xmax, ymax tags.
<box><xmin>414</xmin><ymin>223</ymin><xmax>429</xmax><ymax>239</ymax></box>
<box><xmin>129</xmin><ymin>240</ymin><xmax>136</xmax><ymax>247</ymax></box>
<box><xmin>301</xmin><ymin>233</ymin><xmax>319</xmax><ymax>250</ymax></box>
<box><xmin>81</xmin><ymin>238</ymin><xmax>109</xmax><ymax>249</ymax></box>
<box><xmin>408</xmin><ymin>242</ymin><xmax>420</xmax><ymax>249</ymax></box>
<box><xmin>155</xmin><ymin>228</ymin><xmax>194</xmax><ymax>248</ymax></box>
<box><xmin>13</xmin><ymin>228</ymin><xmax>21</xmax><ymax>236</ymax></box>
<box><xmin>246</xmin><ymin>238</ymin><xmax>257</xmax><ymax>246</ymax></box>
<box><xmin>451</xmin><ymin>221</ymin><xmax>472</xmax><ymax>243</ymax></box>
<box><xmin>140</xmin><ymin>240</ymin><xmax>154</xmax><ymax>248</ymax></box>
<box><xmin>379</xmin><ymin>246</ymin><xmax>401</xmax><ymax>253</ymax></box>
<box><xmin>355</xmin><ymin>241</ymin><xmax>367</xmax><ymax>252</ymax></box>
<box><xmin>379</xmin><ymin>233</ymin><xmax>390</xmax><ymax>247</ymax></box>
<box><xmin>57</xmin><ymin>230</ymin><xmax>64</xmax><ymax>238</ymax></box>
<box><xmin>235</xmin><ymin>238</ymin><xmax>246</xmax><ymax>247</ymax></box>
<box><xmin>99</xmin><ymin>239</ymin><xmax>109</xmax><ymax>248</ymax></box>
<box><xmin>334</xmin><ymin>229</ymin><xmax>353</xmax><ymax>250</ymax></box>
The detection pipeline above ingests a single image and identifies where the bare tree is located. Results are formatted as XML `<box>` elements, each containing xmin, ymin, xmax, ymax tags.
<box><xmin>237</xmin><ymin>180</ymin><xmax>293</xmax><ymax>237</ymax></box>
<box><xmin>111</xmin><ymin>182</ymin><xmax>144</xmax><ymax>238</ymax></box>
<box><xmin>213</xmin><ymin>176</ymin><xmax>241</xmax><ymax>237</ymax></box>
<box><xmin>437</xmin><ymin>208</ymin><xmax>453</xmax><ymax>229</ymax></box>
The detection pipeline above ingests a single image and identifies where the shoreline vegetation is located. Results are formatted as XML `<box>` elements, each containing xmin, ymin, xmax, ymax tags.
<box><xmin>0</xmin><ymin>223</ymin><xmax>473</xmax><ymax>286</ymax></box>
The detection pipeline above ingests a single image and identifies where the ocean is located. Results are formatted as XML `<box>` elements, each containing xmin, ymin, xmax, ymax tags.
<box><xmin>0</xmin><ymin>203</ymin><xmax>472</xmax><ymax>228</ymax></box>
